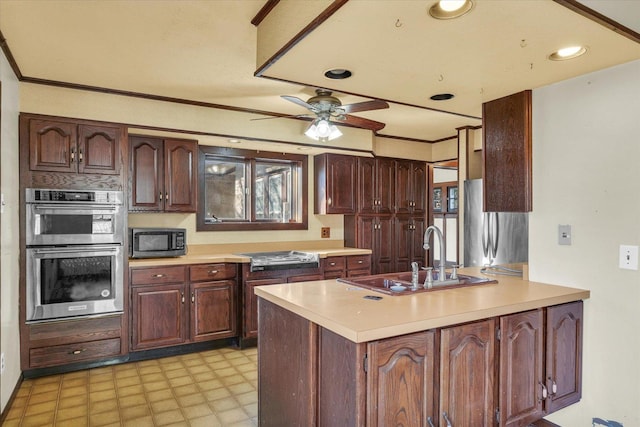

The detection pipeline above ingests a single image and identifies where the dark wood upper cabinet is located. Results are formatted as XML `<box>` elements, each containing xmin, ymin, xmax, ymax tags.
<box><xmin>483</xmin><ymin>89</ymin><xmax>532</xmax><ymax>212</ymax></box>
<box><xmin>395</xmin><ymin>160</ymin><xmax>427</xmax><ymax>215</ymax></box>
<box><xmin>358</xmin><ymin>157</ymin><xmax>394</xmax><ymax>214</ymax></box>
<box><xmin>314</xmin><ymin>153</ymin><xmax>357</xmax><ymax>214</ymax></box>
<box><xmin>29</xmin><ymin>118</ymin><xmax>122</xmax><ymax>175</ymax></box>
<box><xmin>129</xmin><ymin>135</ymin><xmax>197</xmax><ymax>212</ymax></box>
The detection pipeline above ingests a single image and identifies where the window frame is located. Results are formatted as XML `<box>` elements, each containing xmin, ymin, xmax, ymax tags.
<box><xmin>197</xmin><ymin>145</ymin><xmax>308</xmax><ymax>231</ymax></box>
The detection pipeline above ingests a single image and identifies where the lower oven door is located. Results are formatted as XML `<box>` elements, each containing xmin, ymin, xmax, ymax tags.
<box><xmin>26</xmin><ymin>245</ymin><xmax>124</xmax><ymax>322</ymax></box>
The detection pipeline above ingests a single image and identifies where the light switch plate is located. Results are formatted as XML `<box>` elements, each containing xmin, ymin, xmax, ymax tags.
<box><xmin>619</xmin><ymin>245</ymin><xmax>639</xmax><ymax>270</ymax></box>
<box><xmin>558</xmin><ymin>224</ymin><xmax>571</xmax><ymax>245</ymax></box>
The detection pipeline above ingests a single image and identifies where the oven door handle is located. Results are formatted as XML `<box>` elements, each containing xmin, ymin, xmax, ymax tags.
<box><xmin>30</xmin><ymin>245</ymin><xmax>121</xmax><ymax>254</ymax></box>
<box><xmin>31</xmin><ymin>205</ymin><xmax>119</xmax><ymax>212</ymax></box>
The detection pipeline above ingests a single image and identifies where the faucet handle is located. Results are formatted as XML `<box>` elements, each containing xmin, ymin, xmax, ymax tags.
<box><xmin>423</xmin><ymin>267</ymin><xmax>434</xmax><ymax>288</ymax></box>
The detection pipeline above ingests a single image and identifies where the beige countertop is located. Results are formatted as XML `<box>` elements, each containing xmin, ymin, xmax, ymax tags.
<box><xmin>254</xmin><ymin>266</ymin><xmax>590</xmax><ymax>343</ymax></box>
<box><xmin>129</xmin><ymin>245</ymin><xmax>372</xmax><ymax>267</ymax></box>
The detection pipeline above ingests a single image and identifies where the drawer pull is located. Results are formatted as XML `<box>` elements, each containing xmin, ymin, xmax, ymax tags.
<box><xmin>152</xmin><ymin>274</ymin><xmax>165</xmax><ymax>278</ymax></box>
<box><xmin>70</xmin><ymin>349</ymin><xmax>86</xmax><ymax>355</ymax></box>
<box><xmin>358</xmin><ymin>260</ymin><xmax>363</xmax><ymax>264</ymax></box>
<box><xmin>329</xmin><ymin>262</ymin><xmax>336</xmax><ymax>266</ymax></box>
<box><xmin>208</xmin><ymin>270</ymin><xmax>219</xmax><ymax>275</ymax></box>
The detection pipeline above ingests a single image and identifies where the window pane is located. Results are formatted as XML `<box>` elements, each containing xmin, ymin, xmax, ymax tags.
<box><xmin>255</xmin><ymin>161</ymin><xmax>292</xmax><ymax>222</ymax></box>
<box><xmin>203</xmin><ymin>157</ymin><xmax>247</xmax><ymax>222</ymax></box>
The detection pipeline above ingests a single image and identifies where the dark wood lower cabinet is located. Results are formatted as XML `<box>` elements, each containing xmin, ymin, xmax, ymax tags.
<box><xmin>258</xmin><ymin>298</ymin><xmax>584</xmax><ymax>427</ymax></box>
<box><xmin>131</xmin><ymin>284</ymin><xmax>187</xmax><ymax>351</ymax></box>
<box><xmin>440</xmin><ymin>319</ymin><xmax>496</xmax><ymax>427</ymax></box>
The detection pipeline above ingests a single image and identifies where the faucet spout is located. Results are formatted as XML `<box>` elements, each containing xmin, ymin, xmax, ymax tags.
<box><xmin>423</xmin><ymin>225</ymin><xmax>446</xmax><ymax>282</ymax></box>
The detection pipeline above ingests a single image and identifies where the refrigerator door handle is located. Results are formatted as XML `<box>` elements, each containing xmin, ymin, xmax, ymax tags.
<box><xmin>482</xmin><ymin>212</ymin><xmax>490</xmax><ymax>258</ymax></box>
<box><xmin>491</xmin><ymin>212</ymin><xmax>500</xmax><ymax>259</ymax></box>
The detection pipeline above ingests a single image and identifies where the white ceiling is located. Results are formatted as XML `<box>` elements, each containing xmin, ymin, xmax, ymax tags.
<box><xmin>1</xmin><ymin>0</ymin><xmax>639</xmax><ymax>142</ymax></box>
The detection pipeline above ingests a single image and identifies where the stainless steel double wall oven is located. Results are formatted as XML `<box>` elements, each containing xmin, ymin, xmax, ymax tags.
<box><xmin>25</xmin><ymin>188</ymin><xmax>125</xmax><ymax>322</ymax></box>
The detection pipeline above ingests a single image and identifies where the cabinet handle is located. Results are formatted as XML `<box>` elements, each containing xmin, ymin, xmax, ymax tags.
<box><xmin>70</xmin><ymin>349</ymin><xmax>86</xmax><ymax>355</ymax></box>
<box><xmin>208</xmin><ymin>270</ymin><xmax>219</xmax><ymax>275</ymax></box>
<box><xmin>152</xmin><ymin>274</ymin><xmax>165</xmax><ymax>278</ymax></box>
<box><xmin>540</xmin><ymin>382</ymin><xmax>548</xmax><ymax>400</ymax></box>
<box><xmin>329</xmin><ymin>262</ymin><xmax>336</xmax><ymax>266</ymax></box>
<box><xmin>427</xmin><ymin>417</ymin><xmax>435</xmax><ymax>427</ymax></box>
<box><xmin>549</xmin><ymin>378</ymin><xmax>557</xmax><ymax>395</ymax></box>
<box><xmin>159</xmin><ymin>192</ymin><xmax>163</xmax><ymax>201</ymax></box>
<box><xmin>181</xmin><ymin>292</ymin><xmax>185</xmax><ymax>304</ymax></box>
<box><xmin>358</xmin><ymin>260</ymin><xmax>363</xmax><ymax>264</ymax></box>
<box><xmin>443</xmin><ymin>411</ymin><xmax>452</xmax><ymax>427</ymax></box>
<box><xmin>327</xmin><ymin>197</ymin><xmax>332</xmax><ymax>206</ymax></box>
<box><xmin>71</xmin><ymin>148</ymin><xmax>75</xmax><ymax>162</ymax></box>
<box><xmin>191</xmin><ymin>292</ymin><xmax>195</xmax><ymax>303</ymax></box>
<box><xmin>78</xmin><ymin>149</ymin><xmax>83</xmax><ymax>162</ymax></box>
<box><xmin>165</xmin><ymin>192</ymin><xmax>169</xmax><ymax>201</ymax></box>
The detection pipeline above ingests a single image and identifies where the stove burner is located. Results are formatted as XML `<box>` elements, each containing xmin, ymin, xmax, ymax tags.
<box><xmin>239</xmin><ymin>251</ymin><xmax>320</xmax><ymax>272</ymax></box>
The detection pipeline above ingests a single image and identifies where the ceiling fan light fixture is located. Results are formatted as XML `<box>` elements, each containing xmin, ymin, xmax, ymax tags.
<box><xmin>324</xmin><ymin>68</ymin><xmax>352</xmax><ymax>79</ymax></box>
<box><xmin>429</xmin><ymin>0</ymin><xmax>473</xmax><ymax>19</ymax></box>
<box><xmin>548</xmin><ymin>45</ymin><xmax>587</xmax><ymax>61</ymax></box>
<box><xmin>305</xmin><ymin>118</ymin><xmax>342</xmax><ymax>142</ymax></box>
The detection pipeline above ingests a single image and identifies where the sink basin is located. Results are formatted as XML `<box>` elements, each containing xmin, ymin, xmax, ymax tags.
<box><xmin>337</xmin><ymin>270</ymin><xmax>497</xmax><ymax>295</ymax></box>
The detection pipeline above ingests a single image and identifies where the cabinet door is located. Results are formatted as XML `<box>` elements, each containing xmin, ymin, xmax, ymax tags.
<box><xmin>482</xmin><ymin>90</ymin><xmax>532</xmax><ymax>212</ymax></box>
<box><xmin>77</xmin><ymin>124</ymin><xmax>121</xmax><ymax>175</ymax></box>
<box><xmin>410</xmin><ymin>216</ymin><xmax>426</xmax><ymax>268</ymax></box>
<box><xmin>440</xmin><ymin>318</ymin><xmax>496</xmax><ymax>427</ymax></box>
<box><xmin>29</xmin><ymin>118</ymin><xmax>77</xmax><ymax>173</ymax></box>
<box><xmin>377</xmin><ymin>158</ymin><xmax>395</xmax><ymax>214</ymax></box>
<box><xmin>367</xmin><ymin>330</ymin><xmax>436</xmax><ymax>427</ymax></box>
<box><xmin>244</xmin><ymin>278</ymin><xmax>283</xmax><ymax>339</ymax></box>
<box><xmin>129</xmin><ymin>136</ymin><xmax>164</xmax><ymax>211</ymax></box>
<box><xmin>131</xmin><ymin>284</ymin><xmax>187</xmax><ymax>351</ymax></box>
<box><xmin>358</xmin><ymin>157</ymin><xmax>378</xmax><ymax>214</ymax></box>
<box><xmin>394</xmin><ymin>216</ymin><xmax>412</xmax><ymax>272</ymax></box>
<box><xmin>395</xmin><ymin>160</ymin><xmax>413</xmax><ymax>215</ymax></box>
<box><xmin>499</xmin><ymin>309</ymin><xmax>544</xmax><ymax>427</ymax></box>
<box><xmin>164</xmin><ymin>139</ymin><xmax>198</xmax><ymax>212</ymax></box>
<box><xmin>545</xmin><ymin>301</ymin><xmax>583</xmax><ymax>413</ymax></box>
<box><xmin>411</xmin><ymin>162</ymin><xmax>427</xmax><ymax>215</ymax></box>
<box><xmin>376</xmin><ymin>216</ymin><xmax>395</xmax><ymax>274</ymax></box>
<box><xmin>190</xmin><ymin>280</ymin><xmax>237</xmax><ymax>342</ymax></box>
<box><xmin>315</xmin><ymin>154</ymin><xmax>356</xmax><ymax>214</ymax></box>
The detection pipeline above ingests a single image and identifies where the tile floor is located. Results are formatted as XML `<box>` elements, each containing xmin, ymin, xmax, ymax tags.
<box><xmin>2</xmin><ymin>347</ymin><xmax>258</xmax><ymax>427</ymax></box>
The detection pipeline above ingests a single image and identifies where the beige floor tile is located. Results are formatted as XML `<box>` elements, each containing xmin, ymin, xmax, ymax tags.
<box><xmin>168</xmin><ymin>375</ymin><xmax>194</xmax><ymax>388</ymax></box>
<box><xmin>172</xmin><ymin>383</ymin><xmax>199</xmax><ymax>397</ymax></box>
<box><xmin>26</xmin><ymin>390</ymin><xmax>59</xmax><ymax>405</ymax></box>
<box><xmin>29</xmin><ymin>382</ymin><xmax>60</xmax><ymax>395</ymax></box>
<box><xmin>89</xmin><ymin>409</ymin><xmax>121</xmax><ymax>426</ymax></box>
<box><xmin>117</xmin><ymin>383</ymin><xmax>145</xmax><ymax>397</ymax></box>
<box><xmin>203</xmin><ymin>387</ymin><xmax>232</xmax><ymax>402</ymax></box>
<box><xmin>142</xmin><ymin>380</ymin><xmax>171</xmax><ymax>392</ymax></box>
<box><xmin>243</xmin><ymin>401</ymin><xmax>258</xmax><ymax>418</ymax></box>
<box><xmin>114</xmin><ymin>368</ymin><xmax>139</xmax><ymax>379</ymax></box>
<box><xmin>89</xmin><ymin>380</ymin><xmax>116</xmax><ymax>392</ymax></box>
<box><xmin>118</xmin><ymin>393</ymin><xmax>147</xmax><ymax>408</ymax></box>
<box><xmin>197</xmin><ymin>378</ymin><xmax>224</xmax><ymax>391</ymax></box>
<box><xmin>150</xmin><ymin>397</ymin><xmax>180</xmax><ymax>413</ymax></box>
<box><xmin>188</xmin><ymin>413</ymin><xmax>223</xmax><ymax>427</ymax></box>
<box><xmin>164</xmin><ymin>368</ymin><xmax>190</xmax><ymax>379</ymax></box>
<box><xmin>55</xmin><ymin>415</ymin><xmax>88</xmax><ymax>427</ymax></box>
<box><xmin>153</xmin><ymin>408</ymin><xmax>186</xmax><ymax>426</ymax></box>
<box><xmin>235</xmin><ymin>390</ymin><xmax>258</xmax><ymax>406</ymax></box>
<box><xmin>181</xmin><ymin>402</ymin><xmax>213</xmax><ymax>419</ymax></box>
<box><xmin>229</xmin><ymin>382</ymin><xmax>255</xmax><ymax>395</ymax></box>
<box><xmin>209</xmin><ymin>396</ymin><xmax>240</xmax><ymax>412</ymax></box>
<box><xmin>24</xmin><ymin>400</ymin><xmax>57</xmax><ymax>416</ymax></box>
<box><xmin>217</xmin><ymin>407</ymin><xmax>251</xmax><ymax>425</ymax></box>
<box><xmin>120</xmin><ymin>403</ymin><xmax>151</xmax><ymax>420</ymax></box>
<box><xmin>56</xmin><ymin>404</ymin><xmax>88</xmax><ymax>421</ymax></box>
<box><xmin>60</xmin><ymin>385</ymin><xmax>88</xmax><ymax>399</ymax></box>
<box><xmin>58</xmin><ymin>394</ymin><xmax>88</xmax><ymax>408</ymax></box>
<box><xmin>228</xmin><ymin>419</ymin><xmax>257</xmax><ymax>427</ymax></box>
<box><xmin>4</xmin><ymin>404</ymin><xmax>26</xmax><ymax>420</ymax></box>
<box><xmin>140</xmin><ymin>372</ymin><xmax>166</xmax><ymax>383</ymax></box>
<box><xmin>176</xmin><ymin>392</ymin><xmax>206</xmax><ymax>408</ymax></box>
<box><xmin>89</xmin><ymin>372</ymin><xmax>114</xmax><ymax>384</ymax></box>
<box><xmin>115</xmin><ymin>375</ymin><xmax>141</xmax><ymax>387</ymax></box>
<box><xmin>21</xmin><ymin>412</ymin><xmax>56</xmax><ymax>426</ymax></box>
<box><xmin>89</xmin><ymin>398</ymin><xmax>118</xmax><ymax>414</ymax></box>
<box><xmin>146</xmin><ymin>389</ymin><xmax>174</xmax><ymax>402</ymax></box>
<box><xmin>221</xmin><ymin>375</ymin><xmax>246</xmax><ymax>387</ymax></box>
<box><xmin>89</xmin><ymin>389</ymin><xmax>117</xmax><ymax>403</ymax></box>
<box><xmin>122</xmin><ymin>415</ymin><xmax>155</xmax><ymax>427</ymax></box>
<box><xmin>63</xmin><ymin>377</ymin><xmax>89</xmax><ymax>387</ymax></box>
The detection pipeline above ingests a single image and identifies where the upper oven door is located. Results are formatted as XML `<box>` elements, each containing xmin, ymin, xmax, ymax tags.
<box><xmin>26</xmin><ymin>203</ymin><xmax>125</xmax><ymax>246</ymax></box>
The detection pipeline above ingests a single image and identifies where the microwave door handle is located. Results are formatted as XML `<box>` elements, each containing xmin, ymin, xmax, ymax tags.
<box><xmin>32</xmin><ymin>205</ymin><xmax>118</xmax><ymax>212</ymax></box>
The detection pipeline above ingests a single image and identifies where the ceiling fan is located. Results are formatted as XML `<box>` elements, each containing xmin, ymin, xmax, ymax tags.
<box><xmin>282</xmin><ymin>89</ymin><xmax>389</xmax><ymax>132</ymax></box>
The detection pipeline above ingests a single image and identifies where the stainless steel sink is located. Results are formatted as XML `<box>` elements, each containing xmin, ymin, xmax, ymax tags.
<box><xmin>337</xmin><ymin>271</ymin><xmax>497</xmax><ymax>295</ymax></box>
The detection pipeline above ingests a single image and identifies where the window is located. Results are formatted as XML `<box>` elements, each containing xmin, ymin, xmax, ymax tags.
<box><xmin>197</xmin><ymin>146</ymin><xmax>308</xmax><ymax>231</ymax></box>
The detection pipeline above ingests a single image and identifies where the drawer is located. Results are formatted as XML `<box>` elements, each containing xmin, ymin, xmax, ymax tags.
<box><xmin>190</xmin><ymin>263</ymin><xmax>237</xmax><ymax>282</ymax></box>
<box><xmin>131</xmin><ymin>266</ymin><xmax>187</xmax><ymax>285</ymax></box>
<box><xmin>347</xmin><ymin>255</ymin><xmax>371</xmax><ymax>270</ymax></box>
<box><xmin>324</xmin><ymin>256</ymin><xmax>346</xmax><ymax>272</ymax></box>
<box><xmin>287</xmin><ymin>273</ymin><xmax>324</xmax><ymax>283</ymax></box>
<box><xmin>30</xmin><ymin>338</ymin><xmax>121</xmax><ymax>368</ymax></box>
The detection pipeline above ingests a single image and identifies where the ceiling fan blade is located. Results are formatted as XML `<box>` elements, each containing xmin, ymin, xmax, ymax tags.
<box><xmin>281</xmin><ymin>95</ymin><xmax>315</xmax><ymax>111</ymax></box>
<box><xmin>340</xmin><ymin>99</ymin><xmax>389</xmax><ymax>113</ymax></box>
<box><xmin>335</xmin><ymin>114</ymin><xmax>386</xmax><ymax>131</ymax></box>
<box><xmin>250</xmin><ymin>114</ymin><xmax>311</xmax><ymax>121</ymax></box>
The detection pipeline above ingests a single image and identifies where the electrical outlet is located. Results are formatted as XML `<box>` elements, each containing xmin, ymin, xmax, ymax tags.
<box><xmin>321</xmin><ymin>227</ymin><xmax>330</xmax><ymax>238</ymax></box>
<box><xmin>558</xmin><ymin>224</ymin><xmax>571</xmax><ymax>245</ymax></box>
<box><xmin>1</xmin><ymin>353</ymin><xmax>5</xmax><ymax>374</ymax></box>
<box><xmin>619</xmin><ymin>245</ymin><xmax>639</xmax><ymax>270</ymax></box>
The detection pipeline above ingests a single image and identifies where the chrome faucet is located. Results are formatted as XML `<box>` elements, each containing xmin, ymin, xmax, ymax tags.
<box><xmin>410</xmin><ymin>261</ymin><xmax>420</xmax><ymax>290</ymax></box>
<box><xmin>423</xmin><ymin>225</ymin><xmax>446</xmax><ymax>282</ymax></box>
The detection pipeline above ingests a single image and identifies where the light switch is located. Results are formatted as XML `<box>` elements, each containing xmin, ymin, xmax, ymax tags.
<box><xmin>619</xmin><ymin>245</ymin><xmax>639</xmax><ymax>270</ymax></box>
<box><xmin>558</xmin><ymin>224</ymin><xmax>571</xmax><ymax>245</ymax></box>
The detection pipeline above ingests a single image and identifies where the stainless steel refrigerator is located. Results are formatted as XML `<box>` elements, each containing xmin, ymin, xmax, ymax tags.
<box><xmin>463</xmin><ymin>179</ymin><xmax>528</xmax><ymax>267</ymax></box>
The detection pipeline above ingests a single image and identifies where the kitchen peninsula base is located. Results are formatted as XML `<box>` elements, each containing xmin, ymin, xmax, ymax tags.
<box><xmin>255</xmin><ymin>272</ymin><xmax>588</xmax><ymax>427</ymax></box>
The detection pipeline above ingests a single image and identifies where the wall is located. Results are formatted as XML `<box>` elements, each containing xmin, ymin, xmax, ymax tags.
<box><xmin>530</xmin><ymin>59</ymin><xmax>640</xmax><ymax>425</ymax></box>
<box><xmin>0</xmin><ymin>50</ymin><xmax>21</xmax><ymax>412</ymax></box>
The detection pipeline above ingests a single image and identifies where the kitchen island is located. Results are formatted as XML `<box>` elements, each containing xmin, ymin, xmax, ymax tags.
<box><xmin>255</xmin><ymin>267</ymin><xmax>590</xmax><ymax>427</ymax></box>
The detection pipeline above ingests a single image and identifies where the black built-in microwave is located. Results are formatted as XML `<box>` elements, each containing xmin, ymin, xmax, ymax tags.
<box><xmin>129</xmin><ymin>228</ymin><xmax>186</xmax><ymax>258</ymax></box>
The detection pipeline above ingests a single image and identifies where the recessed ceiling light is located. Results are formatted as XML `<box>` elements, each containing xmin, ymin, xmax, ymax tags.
<box><xmin>324</xmin><ymin>68</ymin><xmax>352</xmax><ymax>79</ymax></box>
<box><xmin>228</xmin><ymin>138</ymin><xmax>241</xmax><ymax>144</ymax></box>
<box><xmin>429</xmin><ymin>0</ymin><xmax>474</xmax><ymax>19</ymax></box>
<box><xmin>430</xmin><ymin>93</ymin><xmax>455</xmax><ymax>101</ymax></box>
<box><xmin>549</xmin><ymin>46</ymin><xmax>587</xmax><ymax>61</ymax></box>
